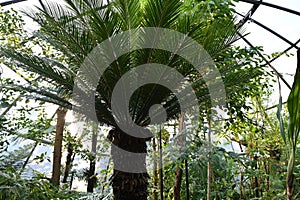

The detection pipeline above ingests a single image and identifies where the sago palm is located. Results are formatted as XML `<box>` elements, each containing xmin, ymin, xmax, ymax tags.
<box><xmin>1</xmin><ymin>0</ymin><xmax>243</xmax><ymax>199</ymax></box>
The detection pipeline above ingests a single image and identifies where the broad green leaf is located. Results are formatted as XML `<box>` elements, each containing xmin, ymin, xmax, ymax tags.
<box><xmin>287</xmin><ymin>50</ymin><xmax>300</xmax><ymax>148</ymax></box>
<box><xmin>286</xmin><ymin>50</ymin><xmax>300</xmax><ymax>179</ymax></box>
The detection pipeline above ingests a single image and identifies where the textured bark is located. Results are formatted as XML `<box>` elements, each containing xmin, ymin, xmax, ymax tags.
<box><xmin>108</xmin><ymin>128</ymin><xmax>149</xmax><ymax>200</ymax></box>
<box><xmin>174</xmin><ymin>167</ymin><xmax>183</xmax><ymax>200</ymax></box>
<box><xmin>287</xmin><ymin>174</ymin><xmax>294</xmax><ymax>200</ymax></box>
<box><xmin>87</xmin><ymin>131</ymin><xmax>98</xmax><ymax>192</ymax></box>
<box><xmin>174</xmin><ymin>115</ymin><xmax>184</xmax><ymax>200</ymax></box>
<box><xmin>62</xmin><ymin>143</ymin><xmax>73</xmax><ymax>183</ymax></box>
<box><xmin>51</xmin><ymin>108</ymin><xmax>67</xmax><ymax>186</ymax></box>
<box><xmin>87</xmin><ymin>158</ymin><xmax>96</xmax><ymax>192</ymax></box>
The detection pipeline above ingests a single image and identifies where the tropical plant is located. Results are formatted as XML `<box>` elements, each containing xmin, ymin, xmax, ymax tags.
<box><xmin>0</xmin><ymin>170</ymin><xmax>78</xmax><ymax>200</ymax></box>
<box><xmin>283</xmin><ymin>49</ymin><xmax>300</xmax><ymax>200</ymax></box>
<box><xmin>0</xmin><ymin>0</ymin><xmax>270</xmax><ymax>199</ymax></box>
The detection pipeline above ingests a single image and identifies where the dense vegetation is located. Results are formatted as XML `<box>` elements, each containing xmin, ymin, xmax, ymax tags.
<box><xmin>0</xmin><ymin>0</ymin><xmax>299</xmax><ymax>199</ymax></box>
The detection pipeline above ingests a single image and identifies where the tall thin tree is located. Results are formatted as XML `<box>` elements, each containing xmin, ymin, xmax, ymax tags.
<box><xmin>51</xmin><ymin>107</ymin><xmax>67</xmax><ymax>186</ymax></box>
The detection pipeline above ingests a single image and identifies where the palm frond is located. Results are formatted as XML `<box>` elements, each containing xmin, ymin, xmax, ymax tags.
<box><xmin>1</xmin><ymin>47</ymin><xmax>74</xmax><ymax>90</ymax></box>
<box><xmin>1</xmin><ymin>84</ymin><xmax>71</xmax><ymax>108</ymax></box>
<box><xmin>115</xmin><ymin>0</ymin><xmax>142</xmax><ymax>30</ymax></box>
<box><xmin>1</xmin><ymin>0</ymin><xmax>266</xmax><ymax>134</ymax></box>
<box><xmin>143</xmin><ymin>0</ymin><xmax>182</xmax><ymax>28</ymax></box>
<box><xmin>194</xmin><ymin>17</ymin><xmax>241</xmax><ymax>58</ymax></box>
<box><xmin>25</xmin><ymin>1</ymin><xmax>97</xmax><ymax>62</ymax></box>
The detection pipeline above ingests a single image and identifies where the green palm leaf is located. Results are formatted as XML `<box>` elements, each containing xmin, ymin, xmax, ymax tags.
<box><xmin>0</xmin><ymin>84</ymin><xmax>71</xmax><ymax>108</ymax></box>
<box><xmin>1</xmin><ymin>47</ymin><xmax>74</xmax><ymax>90</ymax></box>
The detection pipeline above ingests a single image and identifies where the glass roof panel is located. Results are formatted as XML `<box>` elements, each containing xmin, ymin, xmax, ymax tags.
<box><xmin>253</xmin><ymin>5</ymin><xmax>300</xmax><ymax>43</ymax></box>
<box><xmin>233</xmin><ymin>1</ymin><xmax>300</xmax><ymax>102</ymax></box>
<box><xmin>263</xmin><ymin>0</ymin><xmax>299</xmax><ymax>11</ymax></box>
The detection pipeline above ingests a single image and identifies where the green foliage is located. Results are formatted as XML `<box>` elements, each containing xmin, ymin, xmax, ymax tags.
<box><xmin>0</xmin><ymin>143</ymin><xmax>33</xmax><ymax>170</ymax></box>
<box><xmin>285</xmin><ymin>51</ymin><xmax>300</xmax><ymax>198</ymax></box>
<box><xmin>0</xmin><ymin>0</ymin><xmax>242</xmax><ymax>126</ymax></box>
<box><xmin>0</xmin><ymin>7</ymin><xmax>25</xmax><ymax>47</ymax></box>
<box><xmin>286</xmin><ymin>53</ymin><xmax>300</xmax><ymax>163</ymax></box>
<box><xmin>0</xmin><ymin>170</ymin><xmax>78</xmax><ymax>200</ymax></box>
<box><xmin>0</xmin><ymin>1</ymin><xmax>296</xmax><ymax>200</ymax></box>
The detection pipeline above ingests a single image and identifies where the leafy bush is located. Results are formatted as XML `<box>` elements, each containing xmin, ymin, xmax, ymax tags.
<box><xmin>0</xmin><ymin>170</ymin><xmax>77</xmax><ymax>200</ymax></box>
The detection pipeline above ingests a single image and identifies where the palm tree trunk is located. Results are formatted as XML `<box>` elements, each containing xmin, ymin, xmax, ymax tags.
<box><xmin>87</xmin><ymin>131</ymin><xmax>98</xmax><ymax>192</ymax></box>
<box><xmin>109</xmin><ymin>128</ymin><xmax>149</xmax><ymax>200</ymax></box>
<box><xmin>51</xmin><ymin>108</ymin><xmax>67</xmax><ymax>186</ymax></box>
<box><xmin>174</xmin><ymin>168</ymin><xmax>183</xmax><ymax>200</ymax></box>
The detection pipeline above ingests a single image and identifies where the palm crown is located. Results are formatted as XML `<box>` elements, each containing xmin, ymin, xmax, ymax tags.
<box><xmin>1</xmin><ymin>0</ymin><xmax>239</xmax><ymax>126</ymax></box>
<box><xmin>1</xmin><ymin>0</ymin><xmax>245</xmax><ymax>199</ymax></box>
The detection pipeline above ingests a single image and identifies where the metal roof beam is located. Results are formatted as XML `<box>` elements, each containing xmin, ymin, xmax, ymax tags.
<box><xmin>253</xmin><ymin>19</ymin><xmax>299</xmax><ymax>49</ymax></box>
<box><xmin>0</xmin><ymin>0</ymin><xmax>28</xmax><ymax>7</ymax></box>
<box><xmin>235</xmin><ymin>11</ymin><xmax>298</xmax><ymax>49</ymax></box>
<box><xmin>239</xmin><ymin>0</ymin><xmax>300</xmax><ymax>17</ymax></box>
<box><xmin>238</xmin><ymin>2</ymin><xmax>260</xmax><ymax>27</ymax></box>
<box><xmin>268</xmin><ymin>38</ymin><xmax>300</xmax><ymax>64</ymax></box>
<box><xmin>238</xmin><ymin>32</ymin><xmax>292</xmax><ymax>90</ymax></box>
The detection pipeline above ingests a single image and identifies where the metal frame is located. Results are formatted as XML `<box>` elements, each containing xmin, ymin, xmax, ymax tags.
<box><xmin>238</xmin><ymin>32</ymin><xmax>292</xmax><ymax>89</ymax></box>
<box><xmin>0</xmin><ymin>0</ymin><xmax>28</xmax><ymax>7</ymax></box>
<box><xmin>236</xmin><ymin>11</ymin><xmax>296</xmax><ymax>49</ymax></box>
<box><xmin>237</xmin><ymin>0</ymin><xmax>300</xmax><ymax>90</ymax></box>
<box><xmin>239</xmin><ymin>0</ymin><xmax>300</xmax><ymax>17</ymax></box>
